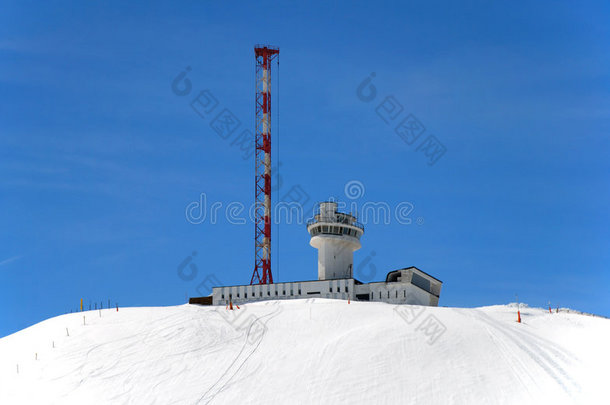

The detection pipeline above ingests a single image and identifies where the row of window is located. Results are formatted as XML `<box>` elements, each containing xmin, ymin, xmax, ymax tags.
<box><xmin>310</xmin><ymin>224</ymin><xmax>360</xmax><ymax>237</ymax></box>
<box><xmin>371</xmin><ymin>290</ymin><xmax>407</xmax><ymax>300</ymax></box>
<box><xmin>223</xmin><ymin>289</ymin><xmax>302</xmax><ymax>300</ymax></box>
<box><xmin>221</xmin><ymin>288</ymin><xmax>413</xmax><ymax>302</ymax></box>
<box><xmin>221</xmin><ymin>285</ymin><xmax>350</xmax><ymax>300</ymax></box>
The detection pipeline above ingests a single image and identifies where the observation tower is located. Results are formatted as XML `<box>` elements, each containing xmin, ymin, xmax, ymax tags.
<box><xmin>307</xmin><ymin>202</ymin><xmax>364</xmax><ymax>280</ymax></box>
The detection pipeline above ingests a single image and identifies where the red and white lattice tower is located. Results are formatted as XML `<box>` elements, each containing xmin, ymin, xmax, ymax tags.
<box><xmin>251</xmin><ymin>45</ymin><xmax>279</xmax><ymax>285</ymax></box>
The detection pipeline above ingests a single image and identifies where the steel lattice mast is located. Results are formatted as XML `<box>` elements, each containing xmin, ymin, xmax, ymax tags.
<box><xmin>251</xmin><ymin>45</ymin><xmax>279</xmax><ymax>285</ymax></box>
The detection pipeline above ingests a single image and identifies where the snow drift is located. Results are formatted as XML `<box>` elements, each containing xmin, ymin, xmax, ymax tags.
<box><xmin>1</xmin><ymin>300</ymin><xmax>608</xmax><ymax>404</ymax></box>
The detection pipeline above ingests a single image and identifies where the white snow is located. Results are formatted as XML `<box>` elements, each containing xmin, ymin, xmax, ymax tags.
<box><xmin>0</xmin><ymin>300</ymin><xmax>608</xmax><ymax>404</ymax></box>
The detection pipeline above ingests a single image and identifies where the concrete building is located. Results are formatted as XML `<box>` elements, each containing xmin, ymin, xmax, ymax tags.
<box><xmin>209</xmin><ymin>201</ymin><xmax>442</xmax><ymax>306</ymax></box>
<box><xmin>308</xmin><ymin>202</ymin><xmax>364</xmax><ymax>280</ymax></box>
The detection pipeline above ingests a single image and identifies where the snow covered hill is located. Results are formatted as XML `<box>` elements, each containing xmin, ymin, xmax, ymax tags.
<box><xmin>1</xmin><ymin>300</ymin><xmax>608</xmax><ymax>404</ymax></box>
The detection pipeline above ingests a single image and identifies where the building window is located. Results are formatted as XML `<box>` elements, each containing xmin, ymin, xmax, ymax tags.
<box><xmin>404</xmin><ymin>290</ymin><xmax>406</xmax><ymax>298</ymax></box>
<box><xmin>229</xmin><ymin>294</ymin><xmax>232</xmax><ymax>299</ymax></box>
<box><xmin>290</xmin><ymin>290</ymin><xmax>293</xmax><ymax>296</ymax></box>
<box><xmin>379</xmin><ymin>291</ymin><xmax>381</xmax><ymax>299</ymax></box>
<box><xmin>337</xmin><ymin>286</ymin><xmax>340</xmax><ymax>293</ymax></box>
<box><xmin>237</xmin><ymin>293</ymin><xmax>240</xmax><ymax>298</ymax></box>
<box><xmin>387</xmin><ymin>291</ymin><xmax>390</xmax><ymax>298</ymax></box>
<box><xmin>283</xmin><ymin>290</ymin><xmax>286</xmax><ymax>295</ymax></box>
<box><xmin>267</xmin><ymin>291</ymin><xmax>270</xmax><ymax>296</ymax></box>
<box><xmin>329</xmin><ymin>287</ymin><xmax>333</xmax><ymax>293</ymax></box>
<box><xmin>275</xmin><ymin>291</ymin><xmax>278</xmax><ymax>296</ymax></box>
<box><xmin>371</xmin><ymin>292</ymin><xmax>373</xmax><ymax>300</ymax></box>
<box><xmin>222</xmin><ymin>294</ymin><xmax>225</xmax><ymax>299</ymax></box>
<box><xmin>345</xmin><ymin>286</ymin><xmax>348</xmax><ymax>292</ymax></box>
<box><xmin>298</xmin><ymin>289</ymin><xmax>301</xmax><ymax>294</ymax></box>
<box><xmin>245</xmin><ymin>293</ymin><xmax>248</xmax><ymax>298</ymax></box>
<box><xmin>260</xmin><ymin>292</ymin><xmax>262</xmax><ymax>297</ymax></box>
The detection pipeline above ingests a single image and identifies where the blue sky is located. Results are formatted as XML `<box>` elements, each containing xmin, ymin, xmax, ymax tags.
<box><xmin>1</xmin><ymin>1</ymin><xmax>608</xmax><ymax>337</ymax></box>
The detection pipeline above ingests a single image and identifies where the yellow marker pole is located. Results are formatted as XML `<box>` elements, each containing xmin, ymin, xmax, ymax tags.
<box><xmin>80</xmin><ymin>299</ymin><xmax>83</xmax><ymax>312</ymax></box>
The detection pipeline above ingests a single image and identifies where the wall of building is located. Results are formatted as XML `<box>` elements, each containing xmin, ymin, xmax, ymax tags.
<box><xmin>212</xmin><ymin>277</ymin><xmax>439</xmax><ymax>307</ymax></box>
<box><xmin>313</xmin><ymin>236</ymin><xmax>356</xmax><ymax>280</ymax></box>
<box><xmin>354</xmin><ymin>282</ymin><xmax>438</xmax><ymax>306</ymax></box>
<box><xmin>213</xmin><ymin>279</ymin><xmax>355</xmax><ymax>306</ymax></box>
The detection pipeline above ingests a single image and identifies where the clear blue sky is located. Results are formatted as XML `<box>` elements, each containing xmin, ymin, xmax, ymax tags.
<box><xmin>1</xmin><ymin>1</ymin><xmax>608</xmax><ymax>337</ymax></box>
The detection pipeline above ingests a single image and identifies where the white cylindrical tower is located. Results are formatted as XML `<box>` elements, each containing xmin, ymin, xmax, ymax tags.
<box><xmin>307</xmin><ymin>202</ymin><xmax>364</xmax><ymax>280</ymax></box>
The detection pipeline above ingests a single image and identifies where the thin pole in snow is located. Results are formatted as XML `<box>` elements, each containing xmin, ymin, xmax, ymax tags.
<box><xmin>515</xmin><ymin>294</ymin><xmax>521</xmax><ymax>323</ymax></box>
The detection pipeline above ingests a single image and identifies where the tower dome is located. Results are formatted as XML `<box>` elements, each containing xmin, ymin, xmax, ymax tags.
<box><xmin>306</xmin><ymin>201</ymin><xmax>364</xmax><ymax>280</ymax></box>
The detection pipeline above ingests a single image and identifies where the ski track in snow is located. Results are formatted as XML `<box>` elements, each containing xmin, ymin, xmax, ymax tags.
<box><xmin>198</xmin><ymin>303</ymin><xmax>283</xmax><ymax>404</ymax></box>
<box><xmin>471</xmin><ymin>309</ymin><xmax>579</xmax><ymax>395</ymax></box>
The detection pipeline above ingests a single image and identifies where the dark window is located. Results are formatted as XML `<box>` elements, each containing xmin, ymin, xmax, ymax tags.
<box><xmin>329</xmin><ymin>287</ymin><xmax>333</xmax><ymax>293</ymax></box>
<box><xmin>283</xmin><ymin>290</ymin><xmax>286</xmax><ymax>295</ymax></box>
<box><xmin>267</xmin><ymin>291</ymin><xmax>270</xmax><ymax>296</ymax></box>
<box><xmin>387</xmin><ymin>291</ymin><xmax>390</xmax><ymax>298</ymax></box>
<box><xmin>275</xmin><ymin>291</ymin><xmax>278</xmax><ymax>296</ymax></box>
<box><xmin>298</xmin><ymin>289</ymin><xmax>301</xmax><ymax>294</ymax></box>
<box><xmin>346</xmin><ymin>286</ymin><xmax>348</xmax><ymax>292</ymax></box>
<box><xmin>411</xmin><ymin>273</ymin><xmax>431</xmax><ymax>293</ymax></box>
<box><xmin>379</xmin><ymin>291</ymin><xmax>381</xmax><ymax>299</ymax></box>
<box><xmin>259</xmin><ymin>291</ymin><xmax>262</xmax><ymax>297</ymax></box>
<box><xmin>222</xmin><ymin>294</ymin><xmax>225</xmax><ymax>299</ymax></box>
<box><xmin>404</xmin><ymin>290</ymin><xmax>406</xmax><ymax>298</ymax></box>
<box><xmin>245</xmin><ymin>293</ymin><xmax>248</xmax><ymax>298</ymax></box>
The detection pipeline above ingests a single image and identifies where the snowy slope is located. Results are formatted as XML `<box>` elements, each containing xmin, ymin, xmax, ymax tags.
<box><xmin>0</xmin><ymin>300</ymin><xmax>608</xmax><ymax>404</ymax></box>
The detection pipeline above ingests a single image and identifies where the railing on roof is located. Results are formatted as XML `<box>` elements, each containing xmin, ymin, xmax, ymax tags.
<box><xmin>306</xmin><ymin>217</ymin><xmax>364</xmax><ymax>232</ymax></box>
